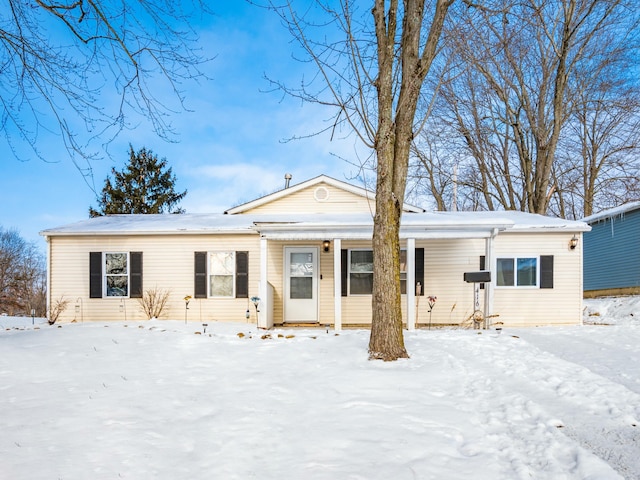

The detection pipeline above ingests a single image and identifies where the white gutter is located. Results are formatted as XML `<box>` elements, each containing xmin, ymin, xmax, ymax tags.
<box><xmin>40</xmin><ymin>229</ymin><xmax>258</xmax><ymax>237</ymax></box>
<box><xmin>259</xmin><ymin>229</ymin><xmax>510</xmax><ymax>240</ymax></box>
<box><xmin>333</xmin><ymin>238</ymin><xmax>342</xmax><ymax>332</ymax></box>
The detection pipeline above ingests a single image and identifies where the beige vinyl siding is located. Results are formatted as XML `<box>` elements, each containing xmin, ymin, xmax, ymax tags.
<box><xmin>318</xmin><ymin>246</ymin><xmax>336</xmax><ymax>325</ymax></box>
<box><xmin>48</xmin><ymin>234</ymin><xmax>261</xmax><ymax>323</ymax></box>
<box><xmin>339</xmin><ymin>239</ymin><xmax>477</xmax><ymax>327</ymax></box>
<box><xmin>409</xmin><ymin>233</ymin><xmax>583</xmax><ymax>327</ymax></box>
<box><xmin>47</xmin><ymin>229</ymin><xmax>583</xmax><ymax>327</ymax></box>
<box><xmin>490</xmin><ymin>232</ymin><xmax>583</xmax><ymax>327</ymax></box>
<box><xmin>243</xmin><ymin>182</ymin><xmax>376</xmax><ymax>215</ymax></box>
<box><xmin>413</xmin><ymin>239</ymin><xmax>485</xmax><ymax>327</ymax></box>
<box><xmin>264</xmin><ymin>240</ymin><xmax>336</xmax><ymax>325</ymax></box>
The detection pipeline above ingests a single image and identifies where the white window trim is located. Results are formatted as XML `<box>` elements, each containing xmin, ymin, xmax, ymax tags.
<box><xmin>104</xmin><ymin>252</ymin><xmax>130</xmax><ymax>298</ymax></box>
<box><xmin>209</xmin><ymin>251</ymin><xmax>236</xmax><ymax>298</ymax></box>
<box><xmin>495</xmin><ymin>255</ymin><xmax>539</xmax><ymax>289</ymax></box>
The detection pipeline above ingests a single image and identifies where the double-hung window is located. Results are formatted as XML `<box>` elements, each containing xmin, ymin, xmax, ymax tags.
<box><xmin>90</xmin><ymin>251</ymin><xmax>142</xmax><ymax>299</ymax></box>
<box><xmin>209</xmin><ymin>251</ymin><xmax>235</xmax><ymax>297</ymax></box>
<box><xmin>346</xmin><ymin>249</ymin><xmax>417</xmax><ymax>295</ymax></box>
<box><xmin>105</xmin><ymin>252</ymin><xmax>129</xmax><ymax>297</ymax></box>
<box><xmin>496</xmin><ymin>257</ymin><xmax>538</xmax><ymax>287</ymax></box>
<box><xmin>349</xmin><ymin>250</ymin><xmax>374</xmax><ymax>295</ymax></box>
<box><xmin>194</xmin><ymin>251</ymin><xmax>249</xmax><ymax>299</ymax></box>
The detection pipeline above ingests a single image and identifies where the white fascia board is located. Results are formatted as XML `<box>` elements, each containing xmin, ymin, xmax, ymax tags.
<box><xmin>259</xmin><ymin>229</ymin><xmax>504</xmax><ymax>240</ymax></box>
<box><xmin>256</xmin><ymin>220</ymin><xmax>511</xmax><ymax>240</ymax></box>
<box><xmin>258</xmin><ymin>224</ymin><xmax>372</xmax><ymax>240</ymax></box>
<box><xmin>41</xmin><ymin>229</ymin><xmax>258</xmax><ymax>237</ymax></box>
<box><xmin>402</xmin><ymin>230</ymin><xmax>503</xmax><ymax>239</ymax></box>
<box><xmin>507</xmin><ymin>225</ymin><xmax>591</xmax><ymax>233</ymax></box>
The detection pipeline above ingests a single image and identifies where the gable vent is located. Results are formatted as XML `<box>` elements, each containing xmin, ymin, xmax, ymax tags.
<box><xmin>314</xmin><ymin>186</ymin><xmax>329</xmax><ymax>202</ymax></box>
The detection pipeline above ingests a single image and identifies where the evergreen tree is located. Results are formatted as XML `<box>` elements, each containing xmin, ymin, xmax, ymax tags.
<box><xmin>89</xmin><ymin>146</ymin><xmax>187</xmax><ymax>217</ymax></box>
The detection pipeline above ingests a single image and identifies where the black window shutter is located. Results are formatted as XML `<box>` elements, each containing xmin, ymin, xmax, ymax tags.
<box><xmin>540</xmin><ymin>255</ymin><xmax>554</xmax><ymax>289</ymax></box>
<box><xmin>130</xmin><ymin>252</ymin><xmax>143</xmax><ymax>298</ymax></box>
<box><xmin>194</xmin><ymin>252</ymin><xmax>207</xmax><ymax>298</ymax></box>
<box><xmin>480</xmin><ymin>255</ymin><xmax>486</xmax><ymax>290</ymax></box>
<box><xmin>235</xmin><ymin>251</ymin><xmax>249</xmax><ymax>298</ymax></box>
<box><xmin>415</xmin><ymin>248</ymin><xmax>425</xmax><ymax>296</ymax></box>
<box><xmin>90</xmin><ymin>252</ymin><xmax>102</xmax><ymax>298</ymax></box>
<box><xmin>341</xmin><ymin>249</ymin><xmax>348</xmax><ymax>297</ymax></box>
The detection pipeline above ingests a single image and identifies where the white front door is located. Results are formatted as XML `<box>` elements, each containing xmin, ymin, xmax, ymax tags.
<box><xmin>284</xmin><ymin>247</ymin><xmax>318</xmax><ymax>323</ymax></box>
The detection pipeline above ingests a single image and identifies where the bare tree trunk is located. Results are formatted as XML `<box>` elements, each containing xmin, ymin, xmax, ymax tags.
<box><xmin>369</xmin><ymin>0</ymin><xmax>452</xmax><ymax>361</ymax></box>
<box><xmin>266</xmin><ymin>0</ymin><xmax>452</xmax><ymax>359</ymax></box>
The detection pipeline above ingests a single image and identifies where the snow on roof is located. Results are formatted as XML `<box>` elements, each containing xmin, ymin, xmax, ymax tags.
<box><xmin>40</xmin><ymin>210</ymin><xmax>589</xmax><ymax>238</ymax></box>
<box><xmin>483</xmin><ymin>210</ymin><xmax>591</xmax><ymax>232</ymax></box>
<box><xmin>40</xmin><ymin>214</ymin><xmax>257</xmax><ymax>236</ymax></box>
<box><xmin>582</xmin><ymin>201</ymin><xmax>640</xmax><ymax>224</ymax></box>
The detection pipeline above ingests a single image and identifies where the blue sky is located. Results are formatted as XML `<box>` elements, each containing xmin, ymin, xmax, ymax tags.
<box><xmin>0</xmin><ymin>3</ymin><xmax>364</xmax><ymax>249</ymax></box>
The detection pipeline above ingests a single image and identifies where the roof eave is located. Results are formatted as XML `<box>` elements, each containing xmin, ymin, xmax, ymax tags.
<box><xmin>40</xmin><ymin>229</ymin><xmax>258</xmax><ymax>237</ymax></box>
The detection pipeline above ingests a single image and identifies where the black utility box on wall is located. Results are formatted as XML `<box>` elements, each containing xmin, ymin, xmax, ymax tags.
<box><xmin>463</xmin><ymin>271</ymin><xmax>491</xmax><ymax>283</ymax></box>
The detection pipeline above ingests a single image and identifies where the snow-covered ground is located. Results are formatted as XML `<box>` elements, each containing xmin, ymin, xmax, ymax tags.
<box><xmin>1</xmin><ymin>297</ymin><xmax>639</xmax><ymax>480</ymax></box>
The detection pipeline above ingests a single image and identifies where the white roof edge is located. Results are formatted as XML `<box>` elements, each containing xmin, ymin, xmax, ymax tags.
<box><xmin>224</xmin><ymin>174</ymin><xmax>425</xmax><ymax>214</ymax></box>
<box><xmin>507</xmin><ymin>225</ymin><xmax>591</xmax><ymax>233</ymax></box>
<box><xmin>39</xmin><ymin>211</ymin><xmax>589</xmax><ymax>237</ymax></box>
<box><xmin>582</xmin><ymin>201</ymin><xmax>640</xmax><ymax>224</ymax></box>
<box><xmin>40</xmin><ymin>229</ymin><xmax>258</xmax><ymax>237</ymax></box>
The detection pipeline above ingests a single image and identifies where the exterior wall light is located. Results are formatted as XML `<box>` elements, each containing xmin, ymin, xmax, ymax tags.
<box><xmin>569</xmin><ymin>235</ymin><xmax>579</xmax><ymax>250</ymax></box>
<box><xmin>323</xmin><ymin>240</ymin><xmax>330</xmax><ymax>252</ymax></box>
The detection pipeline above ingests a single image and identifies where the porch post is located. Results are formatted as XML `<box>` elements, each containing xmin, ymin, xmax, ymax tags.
<box><xmin>259</xmin><ymin>237</ymin><xmax>268</xmax><ymax>329</ymax></box>
<box><xmin>484</xmin><ymin>229</ymin><xmax>497</xmax><ymax>329</ymax></box>
<box><xmin>406</xmin><ymin>237</ymin><xmax>416</xmax><ymax>330</ymax></box>
<box><xmin>333</xmin><ymin>238</ymin><xmax>342</xmax><ymax>332</ymax></box>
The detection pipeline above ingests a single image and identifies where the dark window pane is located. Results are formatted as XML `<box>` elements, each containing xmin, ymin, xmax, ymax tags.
<box><xmin>106</xmin><ymin>276</ymin><xmax>128</xmax><ymax>297</ymax></box>
<box><xmin>106</xmin><ymin>253</ymin><xmax>127</xmax><ymax>275</ymax></box>
<box><xmin>350</xmin><ymin>250</ymin><xmax>373</xmax><ymax>272</ymax></box>
<box><xmin>290</xmin><ymin>277</ymin><xmax>312</xmax><ymax>299</ymax></box>
<box><xmin>517</xmin><ymin>258</ymin><xmax>537</xmax><ymax>286</ymax></box>
<box><xmin>350</xmin><ymin>272</ymin><xmax>373</xmax><ymax>294</ymax></box>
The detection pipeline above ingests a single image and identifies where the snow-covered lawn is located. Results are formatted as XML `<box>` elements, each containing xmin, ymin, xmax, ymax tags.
<box><xmin>1</xmin><ymin>297</ymin><xmax>639</xmax><ymax>480</ymax></box>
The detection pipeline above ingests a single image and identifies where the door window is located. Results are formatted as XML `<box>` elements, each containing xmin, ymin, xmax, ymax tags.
<box><xmin>289</xmin><ymin>252</ymin><xmax>313</xmax><ymax>299</ymax></box>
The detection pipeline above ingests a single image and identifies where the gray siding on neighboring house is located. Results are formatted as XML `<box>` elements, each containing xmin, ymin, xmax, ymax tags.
<box><xmin>584</xmin><ymin>206</ymin><xmax>640</xmax><ymax>292</ymax></box>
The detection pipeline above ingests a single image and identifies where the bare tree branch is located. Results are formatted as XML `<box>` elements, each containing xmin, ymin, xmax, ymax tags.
<box><xmin>0</xmin><ymin>0</ymin><xmax>213</xmax><ymax>182</ymax></box>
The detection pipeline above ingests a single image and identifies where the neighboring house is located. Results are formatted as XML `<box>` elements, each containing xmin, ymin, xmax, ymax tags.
<box><xmin>582</xmin><ymin>201</ymin><xmax>640</xmax><ymax>297</ymax></box>
<box><xmin>40</xmin><ymin>175</ymin><xmax>590</xmax><ymax>328</ymax></box>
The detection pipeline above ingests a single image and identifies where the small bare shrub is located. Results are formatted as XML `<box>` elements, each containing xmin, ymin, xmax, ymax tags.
<box><xmin>48</xmin><ymin>296</ymin><xmax>70</xmax><ymax>325</ymax></box>
<box><xmin>137</xmin><ymin>287</ymin><xmax>170</xmax><ymax>319</ymax></box>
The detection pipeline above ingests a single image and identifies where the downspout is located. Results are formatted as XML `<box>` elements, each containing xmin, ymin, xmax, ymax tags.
<box><xmin>45</xmin><ymin>236</ymin><xmax>51</xmax><ymax>323</ymax></box>
<box><xmin>578</xmin><ymin>232</ymin><xmax>584</xmax><ymax>326</ymax></box>
<box><xmin>406</xmin><ymin>238</ymin><xmax>416</xmax><ymax>330</ymax></box>
<box><xmin>484</xmin><ymin>228</ymin><xmax>498</xmax><ymax>329</ymax></box>
<box><xmin>333</xmin><ymin>238</ymin><xmax>342</xmax><ymax>332</ymax></box>
<box><xmin>259</xmin><ymin>237</ymin><xmax>268</xmax><ymax>328</ymax></box>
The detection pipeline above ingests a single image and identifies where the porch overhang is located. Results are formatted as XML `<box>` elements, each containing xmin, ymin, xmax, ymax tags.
<box><xmin>254</xmin><ymin>213</ymin><xmax>514</xmax><ymax>333</ymax></box>
<box><xmin>257</xmin><ymin>229</ymin><xmax>509</xmax><ymax>240</ymax></box>
<box><xmin>253</xmin><ymin>213</ymin><xmax>514</xmax><ymax>240</ymax></box>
